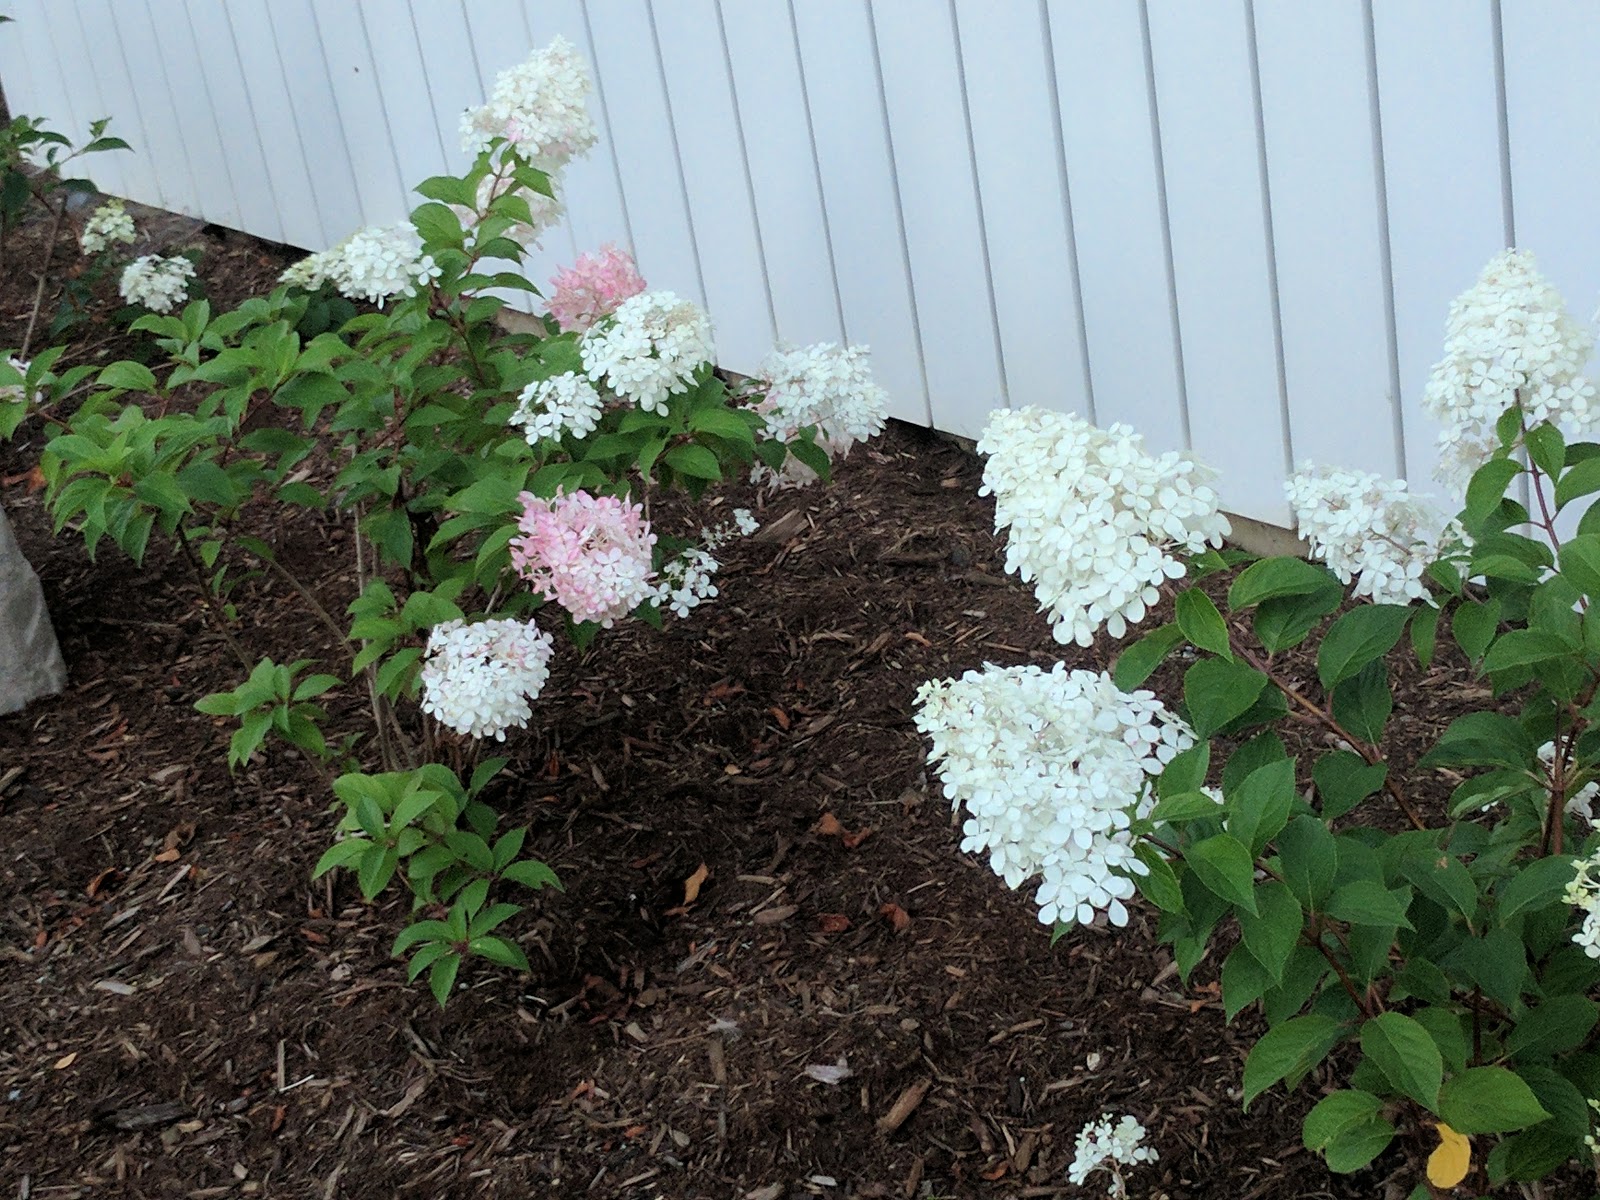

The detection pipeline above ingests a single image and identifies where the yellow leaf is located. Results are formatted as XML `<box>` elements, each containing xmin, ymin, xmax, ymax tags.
<box><xmin>682</xmin><ymin>862</ymin><xmax>709</xmax><ymax>906</ymax></box>
<box><xmin>1427</xmin><ymin>1121</ymin><xmax>1471</xmax><ymax>1188</ymax></box>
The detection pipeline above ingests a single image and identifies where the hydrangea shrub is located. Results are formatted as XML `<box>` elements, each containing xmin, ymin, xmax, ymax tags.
<box><xmin>0</xmin><ymin>39</ymin><xmax>887</xmax><ymax>1007</ymax></box>
<box><xmin>921</xmin><ymin>251</ymin><xmax>1600</xmax><ymax>1192</ymax></box>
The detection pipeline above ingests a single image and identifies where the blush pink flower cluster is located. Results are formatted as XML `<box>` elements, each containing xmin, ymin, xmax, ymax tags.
<box><xmin>510</xmin><ymin>488</ymin><xmax>657</xmax><ymax>626</ymax></box>
<box><xmin>546</xmin><ymin>244</ymin><xmax>647</xmax><ymax>332</ymax></box>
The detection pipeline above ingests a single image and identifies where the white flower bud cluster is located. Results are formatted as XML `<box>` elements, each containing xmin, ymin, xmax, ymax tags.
<box><xmin>1285</xmin><ymin>463</ymin><xmax>1463</xmax><ymax>605</ymax></box>
<box><xmin>510</xmin><ymin>371</ymin><xmax>604</xmax><ymax>445</ymax></box>
<box><xmin>1566</xmin><ymin>850</ymin><xmax>1600</xmax><ymax>960</ymax></box>
<box><xmin>1067</xmin><ymin>1113</ymin><xmax>1158</xmax><ymax>1194</ymax></box>
<box><xmin>579</xmin><ymin>290</ymin><xmax>715</xmax><ymax>414</ymax></box>
<box><xmin>0</xmin><ymin>356</ymin><xmax>38</xmax><ymax>408</ymax></box>
<box><xmin>1424</xmin><ymin>249</ymin><xmax>1598</xmax><ymax>490</ymax></box>
<box><xmin>978</xmin><ymin>407</ymin><xmax>1230</xmax><ymax>647</ymax></box>
<box><xmin>650</xmin><ymin>547</ymin><xmax>720</xmax><ymax>619</ymax></box>
<box><xmin>80</xmin><ymin>199</ymin><xmax>136</xmax><ymax>255</ymax></box>
<box><xmin>419</xmin><ymin>617</ymin><xmax>554</xmax><ymax>741</ymax></box>
<box><xmin>915</xmin><ymin>663</ymin><xmax>1193</xmax><ymax>928</ymax></box>
<box><xmin>750</xmin><ymin>342</ymin><xmax>889</xmax><ymax>489</ymax></box>
<box><xmin>118</xmin><ymin>254</ymin><xmax>196</xmax><ymax>314</ymax></box>
<box><xmin>459</xmin><ymin>35</ymin><xmax>598</xmax><ymax>167</ymax></box>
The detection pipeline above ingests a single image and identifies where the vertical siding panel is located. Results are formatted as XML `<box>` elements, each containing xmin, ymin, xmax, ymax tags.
<box><xmin>791</xmin><ymin>0</ymin><xmax>928</xmax><ymax>425</ymax></box>
<box><xmin>183</xmin><ymin>0</ymin><xmax>284</xmax><ymax>241</ymax></box>
<box><xmin>74</xmin><ymin>0</ymin><xmax>162</xmax><ymax>208</ymax></box>
<box><xmin>265</xmin><ymin>0</ymin><xmax>364</xmax><ymax>242</ymax></box>
<box><xmin>1048</xmin><ymin>2</ymin><xmax>1184</xmax><ymax>450</ymax></box>
<box><xmin>5</xmin><ymin>4</ymin><xmax>77</xmax><ymax>167</ymax></box>
<box><xmin>1372</xmin><ymin>0</ymin><xmax>1505</xmax><ymax>497</ymax></box>
<box><xmin>225</xmin><ymin>0</ymin><xmax>329</xmax><ymax>249</ymax></box>
<box><xmin>1148</xmin><ymin>2</ymin><xmax>1288</xmax><ymax>523</ymax></box>
<box><xmin>107</xmin><ymin>1</ymin><xmax>203</xmax><ymax>218</ymax></box>
<box><xmin>718</xmin><ymin>1</ymin><xmax>844</xmax><ymax>347</ymax></box>
<box><xmin>1502</xmin><ymin>5</ymin><xmax>1600</xmax><ymax>341</ymax></box>
<box><xmin>140</xmin><ymin>0</ymin><xmax>240</xmax><ymax>229</ymax></box>
<box><xmin>956</xmin><ymin>2</ymin><xmax>1088</xmax><ymax>424</ymax></box>
<box><xmin>356</xmin><ymin>0</ymin><xmax>449</xmax><ymax>215</ymax></box>
<box><xmin>871</xmin><ymin>0</ymin><xmax>1004</xmax><ymax>438</ymax></box>
<box><xmin>1254</xmin><ymin>2</ymin><xmax>1398</xmax><ymax>478</ymax></box>
<box><xmin>580</xmin><ymin>0</ymin><xmax>704</xmax><ymax>308</ymax></box>
<box><xmin>519</xmin><ymin>1</ymin><xmax>633</xmax><ymax>267</ymax></box>
<box><xmin>651</xmin><ymin>0</ymin><xmax>773</xmax><ymax>372</ymax></box>
<box><xmin>311</xmin><ymin>2</ymin><xmax>408</xmax><ymax>227</ymax></box>
<box><xmin>49</xmin><ymin>2</ymin><xmax>127</xmax><ymax>199</ymax></box>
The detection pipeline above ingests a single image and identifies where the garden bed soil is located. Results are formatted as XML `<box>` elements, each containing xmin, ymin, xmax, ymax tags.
<box><xmin>0</xmin><ymin>205</ymin><xmax>1488</xmax><ymax>1198</ymax></box>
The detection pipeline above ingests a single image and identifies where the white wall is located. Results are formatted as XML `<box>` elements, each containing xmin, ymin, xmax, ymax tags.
<box><xmin>2</xmin><ymin>0</ymin><xmax>1595</xmax><ymax>527</ymax></box>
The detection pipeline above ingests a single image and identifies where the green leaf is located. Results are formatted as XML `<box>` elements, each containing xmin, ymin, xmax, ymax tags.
<box><xmin>469</xmin><ymin>935</ymin><xmax>530</xmax><ymax>971</ymax></box>
<box><xmin>1303</xmin><ymin>1089</ymin><xmax>1384</xmax><ymax>1151</ymax></box>
<box><xmin>1464</xmin><ymin>457</ymin><xmax>1523</xmax><ymax>529</ymax></box>
<box><xmin>1182</xmin><ymin>658</ymin><xmax>1269</xmax><ymax>739</ymax></box>
<box><xmin>1157</xmin><ymin>742</ymin><xmax>1210</xmax><ymax>798</ymax></box>
<box><xmin>97</xmin><ymin>360</ymin><xmax>157</xmax><ymax>392</ymax></box>
<box><xmin>502</xmin><ymin>858</ymin><xmax>562</xmax><ymax>891</ymax></box>
<box><xmin>1451</xmin><ymin>598</ymin><xmax>1501</xmax><ymax>661</ymax></box>
<box><xmin>1322</xmin><ymin>1117</ymin><xmax>1396</xmax><ymax>1173</ymax></box>
<box><xmin>1242</xmin><ymin>1014</ymin><xmax>1345</xmax><ymax>1108</ymax></box>
<box><xmin>1527</xmin><ymin>421</ymin><xmax>1566</xmax><ymax>479</ymax></box>
<box><xmin>1133</xmin><ymin>843</ymin><xmax>1183</xmax><ymax>912</ymax></box>
<box><xmin>1317</xmin><ymin>605</ymin><xmax>1412</xmax><ymax>690</ymax></box>
<box><xmin>1438</xmin><ymin>1067</ymin><xmax>1551</xmax><ymax>1135</ymax></box>
<box><xmin>1505</xmin><ymin>995</ymin><xmax>1599</xmax><ymax>1061</ymax></box>
<box><xmin>1151</xmin><ymin>791</ymin><xmax>1226</xmax><ymax>824</ymax></box>
<box><xmin>1420</xmin><ymin>711</ymin><xmax>1535</xmax><ymax>771</ymax></box>
<box><xmin>1186</xmin><ymin>834</ymin><xmax>1259</xmax><ymax>915</ymax></box>
<box><xmin>1560</xmin><ymin>534</ymin><xmax>1600</xmax><ymax>601</ymax></box>
<box><xmin>1331</xmin><ymin>661</ymin><xmax>1392</xmax><ymax>745</ymax></box>
<box><xmin>1113</xmin><ymin>623</ymin><xmax>1184</xmax><ymax>690</ymax></box>
<box><xmin>1253</xmin><ymin>586</ymin><xmax>1344</xmax><ymax>652</ymax></box>
<box><xmin>1411</xmin><ymin>603</ymin><xmax>1441</xmax><ymax>668</ymax></box>
<box><xmin>663</xmin><ymin>443</ymin><xmax>723</xmax><ymax>481</ymax></box>
<box><xmin>1176</xmin><ymin>589</ymin><xmax>1232</xmax><ymax>659</ymax></box>
<box><xmin>1276</xmin><ymin>815</ymin><xmax>1338</xmax><ymax>909</ymax></box>
<box><xmin>1555</xmin><ymin>455</ymin><xmax>1600</xmax><ymax>510</ymax></box>
<box><xmin>1238</xmin><ymin>882</ymin><xmax>1303</xmax><ymax>983</ymax></box>
<box><xmin>1324</xmin><ymin>880</ymin><xmax>1414</xmax><ymax>929</ymax></box>
<box><xmin>1360</xmin><ymin>1013</ymin><xmax>1443</xmax><ymax>1110</ymax></box>
<box><xmin>1228</xmin><ymin>556</ymin><xmax>1340</xmax><ymax>610</ymax></box>
<box><xmin>1227</xmin><ymin>759</ymin><xmax>1296</xmax><ymax>856</ymax></box>
<box><xmin>1313</xmin><ymin>751</ymin><xmax>1387</xmax><ymax>821</ymax></box>
<box><xmin>312</xmin><ymin>838</ymin><xmax>371</xmax><ymax>878</ymax></box>
<box><xmin>1222</xmin><ymin>944</ymin><xmax>1272</xmax><ymax>1021</ymax></box>
<box><xmin>1483</xmin><ymin>629</ymin><xmax>1580</xmax><ymax>674</ymax></box>
<box><xmin>1496</xmin><ymin>855</ymin><xmax>1577</xmax><ymax>923</ymax></box>
<box><xmin>428</xmin><ymin>952</ymin><xmax>461</xmax><ymax>1007</ymax></box>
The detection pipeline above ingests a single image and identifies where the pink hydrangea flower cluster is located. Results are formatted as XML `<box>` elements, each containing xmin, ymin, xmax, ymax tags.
<box><xmin>510</xmin><ymin>489</ymin><xmax>657</xmax><ymax>626</ymax></box>
<box><xmin>546</xmin><ymin>244</ymin><xmax>647</xmax><ymax>332</ymax></box>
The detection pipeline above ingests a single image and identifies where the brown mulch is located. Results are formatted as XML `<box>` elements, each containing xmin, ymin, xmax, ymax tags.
<box><xmin>0</xmin><ymin>202</ymin><xmax>1486</xmax><ymax>1199</ymax></box>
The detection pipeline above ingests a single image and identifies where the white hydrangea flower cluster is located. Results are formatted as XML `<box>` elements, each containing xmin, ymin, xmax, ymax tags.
<box><xmin>1067</xmin><ymin>1113</ymin><xmax>1158</xmax><ymax>1196</ymax></box>
<box><xmin>1566</xmin><ymin>850</ymin><xmax>1600</xmax><ymax>960</ymax></box>
<box><xmin>459</xmin><ymin>36</ymin><xmax>598</xmax><ymax>166</ymax></box>
<box><xmin>978</xmin><ymin>407</ymin><xmax>1230</xmax><ymax>647</ymax></box>
<box><xmin>118</xmin><ymin>254</ymin><xmax>195</xmax><ymax>314</ymax></box>
<box><xmin>915</xmin><ymin>663</ymin><xmax>1193</xmax><ymax>928</ymax></box>
<box><xmin>279</xmin><ymin>223</ymin><xmax>440</xmax><ymax>305</ymax></box>
<box><xmin>750</xmin><ymin>342</ymin><xmax>889</xmax><ymax>488</ymax></box>
<box><xmin>1424</xmin><ymin>249</ymin><xmax>1598</xmax><ymax>490</ymax></box>
<box><xmin>419</xmin><ymin>617</ymin><xmax>554</xmax><ymax>741</ymax></box>
<box><xmin>579</xmin><ymin>290</ymin><xmax>715</xmax><ymax>413</ymax></box>
<box><xmin>510</xmin><ymin>371</ymin><xmax>604</xmax><ymax>444</ymax></box>
<box><xmin>80</xmin><ymin>199</ymin><xmax>136</xmax><ymax>255</ymax></box>
<box><xmin>1285</xmin><ymin>463</ymin><xmax>1463</xmax><ymax>605</ymax></box>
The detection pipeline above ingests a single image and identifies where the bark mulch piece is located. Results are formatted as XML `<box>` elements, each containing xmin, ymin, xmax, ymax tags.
<box><xmin>0</xmin><ymin>203</ymin><xmax>1478</xmax><ymax>1198</ymax></box>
